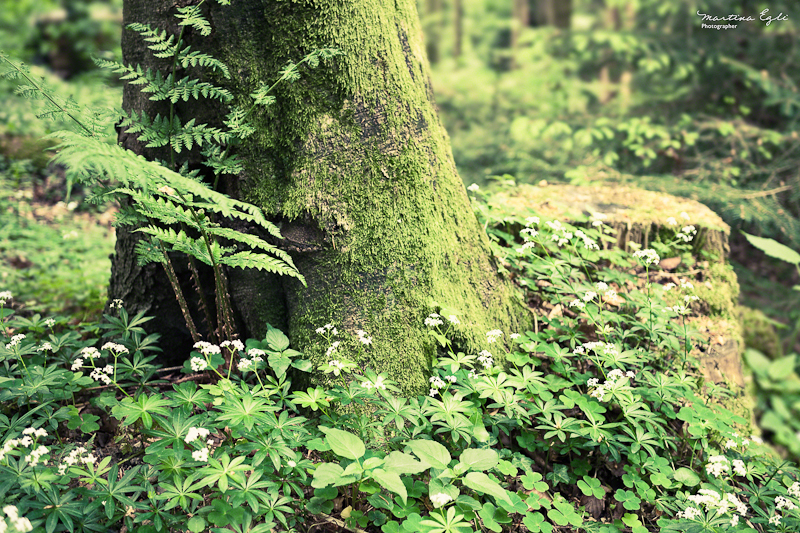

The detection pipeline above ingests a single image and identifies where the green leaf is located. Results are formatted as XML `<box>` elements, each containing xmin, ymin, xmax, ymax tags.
<box><xmin>312</xmin><ymin>463</ymin><xmax>356</xmax><ymax>488</ymax></box>
<box><xmin>462</xmin><ymin>472</ymin><xmax>513</xmax><ymax>505</ymax></box>
<box><xmin>673</xmin><ymin>467</ymin><xmax>700</xmax><ymax>487</ymax></box>
<box><xmin>320</xmin><ymin>426</ymin><xmax>365</xmax><ymax>460</ymax></box>
<box><xmin>264</xmin><ymin>324</ymin><xmax>291</xmax><ymax>351</ymax></box>
<box><xmin>187</xmin><ymin>516</ymin><xmax>206</xmax><ymax>533</ymax></box>
<box><xmin>768</xmin><ymin>354</ymin><xmax>797</xmax><ymax>381</ymax></box>
<box><xmin>291</xmin><ymin>359</ymin><xmax>313</xmax><ymax>372</ymax></box>
<box><xmin>742</xmin><ymin>231</ymin><xmax>800</xmax><ymax>265</ymax></box>
<box><xmin>371</xmin><ymin>469</ymin><xmax>408</xmax><ymax>504</ymax></box>
<box><xmin>406</xmin><ymin>440</ymin><xmax>451</xmax><ymax>470</ymax></box>
<box><xmin>384</xmin><ymin>452</ymin><xmax>429</xmax><ymax>475</ymax></box>
<box><xmin>522</xmin><ymin>512</ymin><xmax>553</xmax><ymax>533</ymax></box>
<box><xmin>268</xmin><ymin>353</ymin><xmax>291</xmax><ymax>379</ymax></box>
<box><xmin>458</xmin><ymin>448</ymin><xmax>499</xmax><ymax>472</ymax></box>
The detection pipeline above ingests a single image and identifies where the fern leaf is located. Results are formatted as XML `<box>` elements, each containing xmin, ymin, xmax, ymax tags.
<box><xmin>176</xmin><ymin>5</ymin><xmax>212</xmax><ymax>36</ymax></box>
<box><xmin>134</xmin><ymin>239</ymin><xmax>166</xmax><ymax>266</ymax></box>
<box><xmin>178</xmin><ymin>48</ymin><xmax>230</xmax><ymax>78</ymax></box>
<box><xmin>217</xmin><ymin>251</ymin><xmax>306</xmax><ymax>285</ymax></box>
<box><xmin>205</xmin><ymin>227</ymin><xmax>297</xmax><ymax>268</ymax></box>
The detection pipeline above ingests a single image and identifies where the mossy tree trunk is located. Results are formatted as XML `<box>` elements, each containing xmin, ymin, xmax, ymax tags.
<box><xmin>112</xmin><ymin>0</ymin><xmax>530</xmax><ymax>395</ymax></box>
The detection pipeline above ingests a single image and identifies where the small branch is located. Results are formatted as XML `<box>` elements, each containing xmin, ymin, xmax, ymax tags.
<box><xmin>160</xmin><ymin>243</ymin><xmax>201</xmax><ymax>343</ymax></box>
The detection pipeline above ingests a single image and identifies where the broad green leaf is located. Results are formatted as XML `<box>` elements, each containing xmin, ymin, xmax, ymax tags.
<box><xmin>371</xmin><ymin>468</ymin><xmax>407</xmax><ymax>504</ymax></box>
<box><xmin>312</xmin><ymin>463</ymin><xmax>357</xmax><ymax>488</ymax></box>
<box><xmin>384</xmin><ymin>452</ymin><xmax>428</xmax><ymax>475</ymax></box>
<box><xmin>320</xmin><ymin>426</ymin><xmax>365</xmax><ymax>460</ymax></box>
<box><xmin>264</xmin><ymin>324</ymin><xmax>291</xmax><ymax>351</ymax></box>
<box><xmin>742</xmin><ymin>231</ymin><xmax>800</xmax><ymax>265</ymax></box>
<box><xmin>463</xmin><ymin>472</ymin><xmax>512</xmax><ymax>505</ymax></box>
<box><xmin>458</xmin><ymin>448</ymin><xmax>499</xmax><ymax>472</ymax></box>
<box><xmin>673</xmin><ymin>467</ymin><xmax>700</xmax><ymax>487</ymax></box>
<box><xmin>268</xmin><ymin>353</ymin><xmax>291</xmax><ymax>378</ymax></box>
<box><xmin>406</xmin><ymin>440</ymin><xmax>451</xmax><ymax>470</ymax></box>
<box><xmin>187</xmin><ymin>516</ymin><xmax>206</xmax><ymax>533</ymax></box>
<box><xmin>768</xmin><ymin>354</ymin><xmax>797</xmax><ymax>381</ymax></box>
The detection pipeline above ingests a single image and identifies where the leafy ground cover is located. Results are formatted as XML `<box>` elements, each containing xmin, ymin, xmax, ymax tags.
<box><xmin>1</xmin><ymin>194</ymin><xmax>799</xmax><ymax>533</ymax></box>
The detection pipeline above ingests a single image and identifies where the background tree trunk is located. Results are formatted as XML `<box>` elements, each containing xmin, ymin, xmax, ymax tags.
<box><xmin>112</xmin><ymin>0</ymin><xmax>530</xmax><ymax>394</ymax></box>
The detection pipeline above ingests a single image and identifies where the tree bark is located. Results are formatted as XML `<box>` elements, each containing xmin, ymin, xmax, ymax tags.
<box><xmin>112</xmin><ymin>0</ymin><xmax>530</xmax><ymax>395</ymax></box>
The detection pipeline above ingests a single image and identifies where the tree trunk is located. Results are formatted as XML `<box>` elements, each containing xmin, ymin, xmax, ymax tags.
<box><xmin>111</xmin><ymin>0</ymin><xmax>530</xmax><ymax>395</ymax></box>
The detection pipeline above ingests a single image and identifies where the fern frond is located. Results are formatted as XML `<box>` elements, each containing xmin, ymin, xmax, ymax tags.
<box><xmin>205</xmin><ymin>227</ymin><xmax>297</xmax><ymax>268</ymax></box>
<box><xmin>134</xmin><ymin>239</ymin><xmax>167</xmax><ymax>266</ymax></box>
<box><xmin>135</xmin><ymin>226</ymin><xmax>228</xmax><ymax>265</ymax></box>
<box><xmin>201</xmin><ymin>145</ymin><xmax>244</xmax><ymax>176</ymax></box>
<box><xmin>164</xmin><ymin>75</ymin><xmax>233</xmax><ymax>103</ymax></box>
<box><xmin>176</xmin><ymin>5</ymin><xmax>212</xmax><ymax>36</ymax></box>
<box><xmin>172</xmin><ymin>118</ymin><xmax>231</xmax><ymax>153</ymax></box>
<box><xmin>178</xmin><ymin>47</ymin><xmax>230</xmax><ymax>78</ymax></box>
<box><xmin>217</xmin><ymin>251</ymin><xmax>306</xmax><ymax>284</ymax></box>
<box><xmin>126</xmin><ymin>23</ymin><xmax>176</xmax><ymax>57</ymax></box>
<box><xmin>130</xmin><ymin>192</ymin><xmax>202</xmax><ymax>229</ymax></box>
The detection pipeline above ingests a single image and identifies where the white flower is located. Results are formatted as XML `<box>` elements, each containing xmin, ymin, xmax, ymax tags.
<box><xmin>662</xmin><ymin>283</ymin><xmax>676</xmax><ymax>291</ymax></box>
<box><xmin>677</xmin><ymin>507</ymin><xmax>701</xmax><ymax>519</ymax></box>
<box><xmin>221</xmin><ymin>340</ymin><xmax>244</xmax><ymax>352</ymax></box>
<box><xmin>587</xmin><ymin>378</ymin><xmax>599</xmax><ymax>387</ymax></box>
<box><xmin>705</xmin><ymin>455</ymin><xmax>730</xmax><ymax>477</ymax></box>
<box><xmin>516</xmin><ymin>241</ymin><xmax>537</xmax><ymax>253</ymax></box>
<box><xmin>373</xmin><ymin>375</ymin><xmax>387</xmax><ymax>390</ymax></box>
<box><xmin>192</xmin><ymin>448</ymin><xmax>209</xmax><ymax>462</ymax></box>
<box><xmin>287</xmin><ymin>460</ymin><xmax>297</xmax><ymax>468</ymax></box>
<box><xmin>680</xmin><ymin>211</ymin><xmax>690</xmax><ymax>220</ymax></box>
<box><xmin>467</xmin><ymin>183</ymin><xmax>480</xmax><ymax>192</ymax></box>
<box><xmin>684</xmin><ymin>295</ymin><xmax>699</xmax><ymax>303</ymax></box>
<box><xmin>110</xmin><ymin>298</ymin><xmax>124</xmax><ymax>309</ymax></box>
<box><xmin>71</xmin><ymin>358</ymin><xmax>84</xmax><ymax>371</ymax></box>
<box><xmin>724</xmin><ymin>439</ymin><xmax>737</xmax><ymax>449</ymax></box>
<box><xmin>237</xmin><ymin>358</ymin><xmax>253</xmax><ymax>371</ymax></box>
<box><xmin>0</xmin><ymin>291</ymin><xmax>12</xmax><ymax>305</ymax></box>
<box><xmin>680</xmin><ymin>280</ymin><xmax>694</xmax><ymax>290</ymax></box>
<box><xmin>5</xmin><ymin>334</ymin><xmax>25</xmax><ymax>349</ymax></box>
<box><xmin>525</xmin><ymin>216</ymin><xmax>540</xmax><ymax>226</ymax></box>
<box><xmin>625</xmin><ymin>371</ymin><xmax>635</xmax><ymax>379</ymax></box>
<box><xmin>776</xmin><ymin>496</ymin><xmax>798</xmax><ymax>511</ymax></box>
<box><xmin>666</xmin><ymin>217</ymin><xmax>677</xmax><ymax>226</ymax></box>
<box><xmin>359</xmin><ymin>335</ymin><xmax>373</xmax><ymax>345</ymax></box>
<box><xmin>486</xmin><ymin>329</ymin><xmax>503</xmax><ymax>343</ymax></box>
<box><xmin>569</xmin><ymin>299</ymin><xmax>585</xmax><ymax>309</ymax></box>
<box><xmin>633</xmin><ymin>249</ymin><xmax>660</xmax><ymax>265</ymax></box>
<box><xmin>193</xmin><ymin>341</ymin><xmax>220</xmax><ymax>356</ymax></box>
<box><xmin>607</xmin><ymin>369</ymin><xmax>624</xmax><ymax>382</ymax></box>
<box><xmin>315</xmin><ymin>327</ymin><xmax>325</xmax><ymax>334</ymax></box>
<box><xmin>510</xmin><ymin>333</ymin><xmax>521</xmax><ymax>340</ymax></box>
<box><xmin>425</xmin><ymin>314</ymin><xmax>443</xmax><ymax>327</ymax></box>
<box><xmin>81</xmin><ymin>347</ymin><xmax>100</xmax><ymax>359</ymax></box>
<box><xmin>445</xmin><ymin>375</ymin><xmax>457</xmax><ymax>383</ymax></box>
<box><xmin>101</xmin><ymin>342</ymin><xmax>129</xmax><ymax>354</ymax></box>
<box><xmin>36</xmin><ymin>342</ymin><xmax>53</xmax><ymax>352</ymax></box>
<box><xmin>89</xmin><ymin>368</ymin><xmax>112</xmax><ymax>385</ymax></box>
<box><xmin>769</xmin><ymin>515</ymin><xmax>780</xmax><ymax>525</ymax></box>
<box><xmin>247</xmin><ymin>348</ymin><xmax>265</xmax><ymax>358</ymax></box>
<box><xmin>788</xmin><ymin>482</ymin><xmax>800</xmax><ymax>499</ymax></box>
<box><xmin>430</xmin><ymin>492</ymin><xmax>453</xmax><ymax>507</ymax></box>
<box><xmin>44</xmin><ymin>317</ymin><xmax>56</xmax><ymax>328</ymax></box>
<box><xmin>596</xmin><ymin>282</ymin><xmax>609</xmax><ymax>291</ymax></box>
<box><xmin>583</xmin><ymin>291</ymin><xmax>597</xmax><ymax>302</ymax></box>
<box><xmin>190</xmin><ymin>357</ymin><xmax>208</xmax><ymax>372</ymax></box>
<box><xmin>429</xmin><ymin>376</ymin><xmax>445</xmax><ymax>389</ymax></box>
<box><xmin>324</xmin><ymin>323</ymin><xmax>334</xmax><ymax>330</ymax></box>
<box><xmin>185</xmin><ymin>427</ymin><xmax>210</xmax><ymax>444</ymax></box>
<box><xmin>429</xmin><ymin>388</ymin><xmax>439</xmax><ymax>397</ymax></box>
<box><xmin>447</xmin><ymin>315</ymin><xmax>460</xmax><ymax>325</ymax></box>
<box><xmin>326</xmin><ymin>341</ymin><xmax>341</xmax><ymax>357</ymax></box>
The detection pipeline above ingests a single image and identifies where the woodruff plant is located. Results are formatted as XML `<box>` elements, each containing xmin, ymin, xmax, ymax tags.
<box><xmin>0</xmin><ymin>0</ymin><xmax>341</xmax><ymax>348</ymax></box>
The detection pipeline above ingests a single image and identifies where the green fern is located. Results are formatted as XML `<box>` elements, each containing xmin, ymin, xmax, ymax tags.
<box><xmin>2</xmin><ymin>0</ymin><xmax>339</xmax><ymax>345</ymax></box>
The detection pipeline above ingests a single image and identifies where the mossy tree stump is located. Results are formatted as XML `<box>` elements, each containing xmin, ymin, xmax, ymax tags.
<box><xmin>488</xmin><ymin>182</ymin><xmax>754</xmax><ymax>428</ymax></box>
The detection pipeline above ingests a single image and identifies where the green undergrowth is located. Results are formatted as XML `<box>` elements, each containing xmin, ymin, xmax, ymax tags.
<box><xmin>1</xmin><ymin>192</ymin><xmax>800</xmax><ymax>533</ymax></box>
<box><xmin>0</xmin><ymin>160</ymin><xmax>114</xmax><ymax>320</ymax></box>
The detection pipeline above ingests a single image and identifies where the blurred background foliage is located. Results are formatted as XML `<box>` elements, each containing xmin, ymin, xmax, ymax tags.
<box><xmin>1</xmin><ymin>0</ymin><xmax>800</xmax><ymax>454</ymax></box>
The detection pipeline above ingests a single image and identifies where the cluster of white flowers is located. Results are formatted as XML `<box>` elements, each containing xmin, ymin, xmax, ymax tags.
<box><xmin>44</xmin><ymin>318</ymin><xmax>55</xmax><ymax>328</ymax></box>
<box><xmin>362</xmin><ymin>375</ymin><xmax>387</xmax><ymax>391</ymax></box>
<box><xmin>662</xmin><ymin>282</ymin><xmax>676</xmax><ymax>291</ymax></box>
<box><xmin>326</xmin><ymin>341</ymin><xmax>341</xmax><ymax>358</ymax></box>
<box><xmin>467</xmin><ymin>183</ymin><xmax>480</xmax><ymax>192</ymax></box>
<box><xmin>1</xmin><ymin>429</ymin><xmax>49</xmax><ymax>467</ymax></box>
<box><xmin>680</xmin><ymin>488</ymin><xmax>748</xmax><ymax>525</ymax></box>
<box><xmin>569</xmin><ymin>299</ymin><xmax>586</xmax><ymax>309</ymax></box>
<box><xmin>110</xmin><ymin>298</ymin><xmax>124</xmax><ymax>309</ymax></box>
<box><xmin>5</xmin><ymin>334</ymin><xmax>25</xmax><ymax>350</ymax></box>
<box><xmin>446</xmin><ymin>315</ymin><xmax>460</xmax><ymax>325</ymax></box>
<box><xmin>573</xmin><ymin>341</ymin><xmax>620</xmax><ymax>357</ymax></box>
<box><xmin>587</xmin><ymin>368</ymin><xmax>634</xmax><ymax>401</ymax></box>
<box><xmin>526</xmin><ymin>216</ymin><xmax>540</xmax><ymax>226</ymax></box>
<box><xmin>57</xmin><ymin>445</ymin><xmax>96</xmax><ymax>475</ymax></box>
<box><xmin>666</xmin><ymin>217</ymin><xmax>678</xmax><ymax>226</ymax></box>
<box><xmin>732</xmin><ymin>459</ymin><xmax>746</xmax><ymax>476</ymax></box>
<box><xmin>705</xmin><ymin>455</ymin><xmax>730</xmax><ymax>477</ymax></box>
<box><xmin>36</xmin><ymin>342</ymin><xmax>52</xmax><ymax>353</ymax></box>
<box><xmin>544</xmin><ymin>220</ymin><xmax>573</xmax><ymax>247</ymax></box>
<box><xmin>430</xmin><ymin>492</ymin><xmax>453</xmax><ymax>507</ymax></box>
<box><xmin>666</xmin><ymin>305</ymin><xmax>689</xmax><ymax>316</ymax></box>
<box><xmin>221</xmin><ymin>339</ymin><xmax>245</xmax><ymax>352</ymax></box>
<box><xmin>90</xmin><ymin>365</ymin><xmax>114</xmax><ymax>385</ymax></box>
<box><xmin>192</xmin><ymin>448</ymin><xmax>209</xmax><ymax>462</ymax></box>
<box><xmin>190</xmin><ymin>356</ymin><xmax>208</xmax><ymax>372</ymax></box>
<box><xmin>590</xmin><ymin>212</ymin><xmax>607</xmax><ymax>227</ymax></box>
<box><xmin>1</xmin><ymin>505</ymin><xmax>33</xmax><ymax>533</ymax></box>
<box><xmin>356</xmin><ymin>330</ymin><xmax>372</xmax><ymax>345</ymax></box>
<box><xmin>424</xmin><ymin>313</ymin><xmax>443</xmax><ymax>327</ymax></box>
<box><xmin>193</xmin><ymin>341</ymin><xmax>221</xmax><ymax>356</ymax></box>
<box><xmin>328</xmin><ymin>359</ymin><xmax>346</xmax><ymax>376</ymax></box>
<box><xmin>633</xmin><ymin>248</ymin><xmax>660</xmax><ymax>266</ymax></box>
<box><xmin>486</xmin><ymin>329</ymin><xmax>503</xmax><ymax>343</ymax></box>
<box><xmin>101</xmin><ymin>342</ymin><xmax>129</xmax><ymax>354</ymax></box>
<box><xmin>775</xmin><ymin>496</ymin><xmax>798</xmax><ymax>511</ymax></box>
<box><xmin>574</xmin><ymin>229</ymin><xmax>599</xmax><ymax>250</ymax></box>
<box><xmin>477</xmin><ymin>350</ymin><xmax>493</xmax><ymax>369</ymax></box>
<box><xmin>789</xmin><ymin>482</ymin><xmax>800</xmax><ymax>499</ymax></box>
<box><xmin>510</xmin><ymin>333</ymin><xmax>521</xmax><ymax>340</ymax></box>
<box><xmin>595</xmin><ymin>281</ymin><xmax>618</xmax><ymax>301</ymax></box>
<box><xmin>185</xmin><ymin>427</ymin><xmax>211</xmax><ymax>444</ymax></box>
<box><xmin>237</xmin><ymin>349</ymin><xmax>265</xmax><ymax>373</ymax></box>
<box><xmin>678</xmin><ymin>225</ymin><xmax>697</xmax><ymax>243</ymax></box>
<box><xmin>315</xmin><ymin>323</ymin><xmax>338</xmax><ymax>335</ymax></box>
<box><xmin>0</xmin><ymin>291</ymin><xmax>12</xmax><ymax>305</ymax></box>
<box><xmin>81</xmin><ymin>347</ymin><xmax>101</xmax><ymax>359</ymax></box>
<box><xmin>680</xmin><ymin>279</ymin><xmax>694</xmax><ymax>290</ymax></box>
